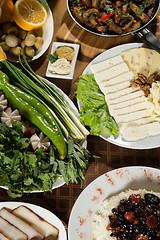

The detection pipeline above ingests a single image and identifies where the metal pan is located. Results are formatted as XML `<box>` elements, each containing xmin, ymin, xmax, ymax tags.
<box><xmin>67</xmin><ymin>0</ymin><xmax>160</xmax><ymax>53</ymax></box>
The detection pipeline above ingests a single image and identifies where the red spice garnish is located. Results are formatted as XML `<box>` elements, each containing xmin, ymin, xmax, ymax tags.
<box><xmin>128</xmin><ymin>194</ymin><xmax>141</xmax><ymax>204</ymax></box>
<box><xmin>105</xmin><ymin>173</ymin><xmax>114</xmax><ymax>185</ymax></box>
<box><xmin>96</xmin><ymin>188</ymin><xmax>103</xmax><ymax>195</ymax></box>
<box><xmin>146</xmin><ymin>215</ymin><xmax>157</xmax><ymax>229</ymax></box>
<box><xmin>124</xmin><ymin>211</ymin><xmax>136</xmax><ymax>222</ymax></box>
<box><xmin>77</xmin><ymin>216</ymin><xmax>86</xmax><ymax>226</ymax></box>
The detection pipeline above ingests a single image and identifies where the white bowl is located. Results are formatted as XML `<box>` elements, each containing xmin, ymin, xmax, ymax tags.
<box><xmin>32</xmin><ymin>7</ymin><xmax>54</xmax><ymax>61</ymax></box>
<box><xmin>68</xmin><ymin>166</ymin><xmax>160</xmax><ymax>240</ymax></box>
<box><xmin>7</xmin><ymin>8</ymin><xmax>54</xmax><ymax>62</ymax></box>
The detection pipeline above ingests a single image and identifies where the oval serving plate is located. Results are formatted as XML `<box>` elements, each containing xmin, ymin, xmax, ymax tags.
<box><xmin>78</xmin><ymin>42</ymin><xmax>160</xmax><ymax>150</ymax></box>
<box><xmin>0</xmin><ymin>201</ymin><xmax>67</xmax><ymax>240</ymax></box>
<box><xmin>0</xmin><ymin>76</ymin><xmax>87</xmax><ymax>192</ymax></box>
<box><xmin>68</xmin><ymin>166</ymin><xmax>160</xmax><ymax>240</ymax></box>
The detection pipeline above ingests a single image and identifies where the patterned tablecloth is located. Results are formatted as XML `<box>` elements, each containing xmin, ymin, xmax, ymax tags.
<box><xmin>0</xmin><ymin>0</ymin><xmax>160</xmax><ymax>230</ymax></box>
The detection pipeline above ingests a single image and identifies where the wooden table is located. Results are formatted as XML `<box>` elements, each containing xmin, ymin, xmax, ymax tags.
<box><xmin>1</xmin><ymin>0</ymin><xmax>160</xmax><ymax>234</ymax></box>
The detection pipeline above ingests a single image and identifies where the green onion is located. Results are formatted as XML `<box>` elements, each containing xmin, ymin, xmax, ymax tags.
<box><xmin>0</xmin><ymin>53</ymin><xmax>89</xmax><ymax>142</ymax></box>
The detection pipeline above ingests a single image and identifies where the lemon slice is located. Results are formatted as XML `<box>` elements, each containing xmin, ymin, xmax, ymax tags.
<box><xmin>13</xmin><ymin>0</ymin><xmax>48</xmax><ymax>31</ymax></box>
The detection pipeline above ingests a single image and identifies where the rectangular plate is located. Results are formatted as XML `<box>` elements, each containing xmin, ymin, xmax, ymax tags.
<box><xmin>46</xmin><ymin>42</ymin><xmax>80</xmax><ymax>79</ymax></box>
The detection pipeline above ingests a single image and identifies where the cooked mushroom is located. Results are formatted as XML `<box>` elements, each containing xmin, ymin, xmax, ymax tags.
<box><xmin>115</xmin><ymin>1</ymin><xmax>122</xmax><ymax>23</ymax></box>
<box><xmin>109</xmin><ymin>21</ymin><xmax>123</xmax><ymax>34</ymax></box>
<box><xmin>130</xmin><ymin>3</ymin><xmax>150</xmax><ymax>23</ymax></box>
<box><xmin>119</xmin><ymin>15</ymin><xmax>134</xmax><ymax>30</ymax></box>
<box><xmin>97</xmin><ymin>25</ymin><xmax>108</xmax><ymax>33</ymax></box>
<box><xmin>83</xmin><ymin>8</ymin><xmax>99</xmax><ymax>28</ymax></box>
<box><xmin>124</xmin><ymin>20</ymin><xmax>141</xmax><ymax>33</ymax></box>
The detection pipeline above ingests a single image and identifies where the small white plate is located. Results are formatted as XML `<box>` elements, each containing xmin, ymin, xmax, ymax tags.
<box><xmin>46</xmin><ymin>42</ymin><xmax>80</xmax><ymax>79</ymax></box>
<box><xmin>68</xmin><ymin>166</ymin><xmax>160</xmax><ymax>240</ymax></box>
<box><xmin>0</xmin><ymin>202</ymin><xmax>67</xmax><ymax>240</ymax></box>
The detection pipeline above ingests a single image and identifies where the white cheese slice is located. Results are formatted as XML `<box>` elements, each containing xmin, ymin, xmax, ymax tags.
<box><xmin>102</xmin><ymin>80</ymin><xmax>130</xmax><ymax>94</ymax></box>
<box><xmin>111</xmin><ymin>101</ymin><xmax>147</xmax><ymax>117</ymax></box>
<box><xmin>148</xmin><ymin>51</ymin><xmax>160</xmax><ymax>76</ymax></box>
<box><xmin>109</xmin><ymin>96</ymin><xmax>145</xmax><ymax>110</ymax></box>
<box><xmin>94</xmin><ymin>62</ymin><xmax>129</xmax><ymax>84</ymax></box>
<box><xmin>139</xmin><ymin>48</ymin><xmax>155</xmax><ymax>77</ymax></box>
<box><xmin>120</xmin><ymin>48</ymin><xmax>140</xmax><ymax>76</ymax></box>
<box><xmin>105</xmin><ymin>71</ymin><xmax>135</xmax><ymax>86</ymax></box>
<box><xmin>115</xmin><ymin>109</ymin><xmax>151</xmax><ymax>124</ymax></box>
<box><xmin>108</xmin><ymin>90</ymin><xmax>144</xmax><ymax>104</ymax></box>
<box><xmin>121</xmin><ymin>122</ymin><xmax>160</xmax><ymax>141</ymax></box>
<box><xmin>90</xmin><ymin>55</ymin><xmax>124</xmax><ymax>74</ymax></box>
<box><xmin>105</xmin><ymin>87</ymin><xmax>137</xmax><ymax>101</ymax></box>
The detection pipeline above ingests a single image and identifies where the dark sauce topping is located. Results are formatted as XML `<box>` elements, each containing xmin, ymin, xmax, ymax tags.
<box><xmin>108</xmin><ymin>193</ymin><xmax>160</xmax><ymax>240</ymax></box>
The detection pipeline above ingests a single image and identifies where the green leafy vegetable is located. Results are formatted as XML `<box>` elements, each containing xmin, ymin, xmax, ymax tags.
<box><xmin>104</xmin><ymin>4</ymin><xmax>114</xmax><ymax>14</ymax></box>
<box><xmin>0</xmin><ymin>121</ymin><xmax>90</xmax><ymax>198</ymax></box>
<box><xmin>76</xmin><ymin>74</ymin><xmax>119</xmax><ymax>136</ymax></box>
<box><xmin>47</xmin><ymin>52</ymin><xmax>58</xmax><ymax>63</ymax></box>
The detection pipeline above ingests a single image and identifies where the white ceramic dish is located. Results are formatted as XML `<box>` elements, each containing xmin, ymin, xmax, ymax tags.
<box><xmin>46</xmin><ymin>42</ymin><xmax>80</xmax><ymax>79</ymax></box>
<box><xmin>32</xmin><ymin>7</ymin><xmax>54</xmax><ymax>61</ymax></box>
<box><xmin>78</xmin><ymin>42</ymin><xmax>160</xmax><ymax>150</ymax></box>
<box><xmin>0</xmin><ymin>201</ymin><xmax>67</xmax><ymax>240</ymax></box>
<box><xmin>68</xmin><ymin>166</ymin><xmax>160</xmax><ymax>240</ymax></box>
<box><xmin>8</xmin><ymin>8</ymin><xmax>54</xmax><ymax>62</ymax></box>
<box><xmin>1</xmin><ymin>76</ymin><xmax>86</xmax><ymax>192</ymax></box>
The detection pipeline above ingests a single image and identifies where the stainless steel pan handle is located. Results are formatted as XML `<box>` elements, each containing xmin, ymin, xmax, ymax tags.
<box><xmin>137</xmin><ymin>28</ymin><xmax>160</xmax><ymax>54</ymax></box>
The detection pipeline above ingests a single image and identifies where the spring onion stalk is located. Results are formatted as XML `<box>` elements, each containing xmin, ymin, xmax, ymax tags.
<box><xmin>20</xmin><ymin>52</ymin><xmax>89</xmax><ymax>138</ymax></box>
<box><xmin>0</xmin><ymin>58</ymin><xmax>89</xmax><ymax>141</ymax></box>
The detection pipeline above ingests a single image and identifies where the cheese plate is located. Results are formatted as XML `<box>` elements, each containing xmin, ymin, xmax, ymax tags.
<box><xmin>78</xmin><ymin>42</ymin><xmax>160</xmax><ymax>149</ymax></box>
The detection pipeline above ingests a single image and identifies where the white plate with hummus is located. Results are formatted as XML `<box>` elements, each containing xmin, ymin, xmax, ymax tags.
<box><xmin>0</xmin><ymin>201</ymin><xmax>67</xmax><ymax>240</ymax></box>
<box><xmin>46</xmin><ymin>42</ymin><xmax>80</xmax><ymax>79</ymax></box>
<box><xmin>68</xmin><ymin>166</ymin><xmax>160</xmax><ymax>240</ymax></box>
<box><xmin>78</xmin><ymin>42</ymin><xmax>160</xmax><ymax>149</ymax></box>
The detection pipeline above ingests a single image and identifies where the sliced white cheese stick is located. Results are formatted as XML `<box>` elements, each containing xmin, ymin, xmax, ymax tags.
<box><xmin>121</xmin><ymin>122</ymin><xmax>160</xmax><ymax>141</ymax></box>
<box><xmin>90</xmin><ymin>55</ymin><xmax>124</xmax><ymax>74</ymax></box>
<box><xmin>109</xmin><ymin>96</ymin><xmax>145</xmax><ymax>110</ymax></box>
<box><xmin>104</xmin><ymin>71</ymin><xmax>135</xmax><ymax>86</ymax></box>
<box><xmin>0</xmin><ymin>216</ymin><xmax>27</xmax><ymax>240</ymax></box>
<box><xmin>120</xmin><ymin>48</ymin><xmax>140</xmax><ymax>76</ymax></box>
<box><xmin>12</xmin><ymin>206</ymin><xmax>59</xmax><ymax>238</ymax></box>
<box><xmin>115</xmin><ymin>109</ymin><xmax>151</xmax><ymax>124</ymax></box>
<box><xmin>108</xmin><ymin>90</ymin><xmax>144</xmax><ymax>105</ymax></box>
<box><xmin>0</xmin><ymin>208</ymin><xmax>44</xmax><ymax>239</ymax></box>
<box><xmin>102</xmin><ymin>80</ymin><xmax>130</xmax><ymax>94</ymax></box>
<box><xmin>105</xmin><ymin>87</ymin><xmax>137</xmax><ymax>101</ymax></box>
<box><xmin>0</xmin><ymin>232</ymin><xmax>10</xmax><ymax>240</ymax></box>
<box><xmin>111</xmin><ymin>101</ymin><xmax>147</xmax><ymax>117</ymax></box>
<box><xmin>94</xmin><ymin>62</ymin><xmax>129</xmax><ymax>84</ymax></box>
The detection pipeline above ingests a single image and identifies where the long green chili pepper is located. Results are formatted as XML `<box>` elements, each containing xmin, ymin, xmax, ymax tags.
<box><xmin>0</xmin><ymin>71</ymin><xmax>67</xmax><ymax>160</ymax></box>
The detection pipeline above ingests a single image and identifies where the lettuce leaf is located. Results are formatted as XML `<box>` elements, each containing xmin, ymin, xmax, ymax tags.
<box><xmin>76</xmin><ymin>74</ymin><xmax>119</xmax><ymax>136</ymax></box>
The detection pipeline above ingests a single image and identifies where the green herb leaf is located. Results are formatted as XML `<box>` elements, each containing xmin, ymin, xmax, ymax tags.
<box><xmin>46</xmin><ymin>53</ymin><xmax>58</xmax><ymax>63</ymax></box>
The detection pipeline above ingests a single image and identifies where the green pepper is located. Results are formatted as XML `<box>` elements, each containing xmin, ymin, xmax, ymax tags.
<box><xmin>0</xmin><ymin>71</ymin><xmax>67</xmax><ymax>160</ymax></box>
